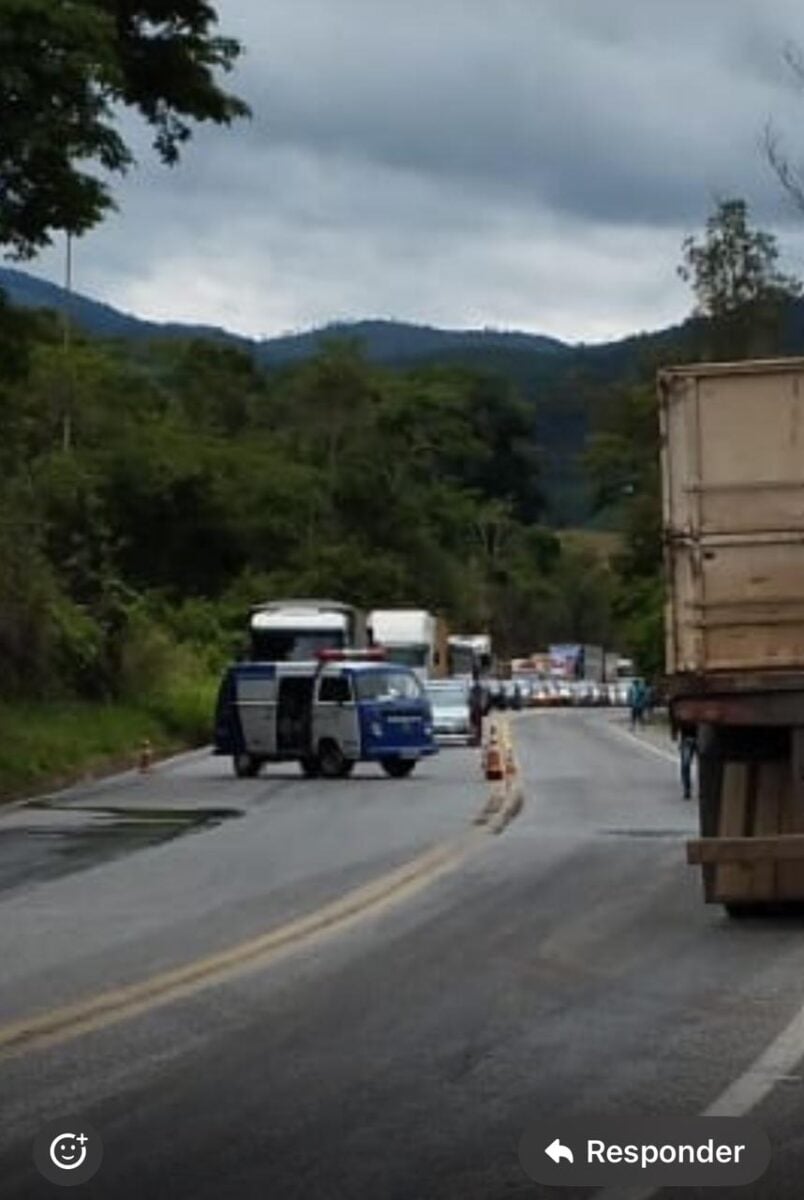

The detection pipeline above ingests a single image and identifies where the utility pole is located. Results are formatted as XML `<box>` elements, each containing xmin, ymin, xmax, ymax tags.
<box><xmin>61</xmin><ymin>231</ymin><xmax>74</xmax><ymax>452</ymax></box>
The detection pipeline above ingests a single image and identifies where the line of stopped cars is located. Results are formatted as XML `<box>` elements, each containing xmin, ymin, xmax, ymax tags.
<box><xmin>424</xmin><ymin>674</ymin><xmax>634</xmax><ymax>747</ymax></box>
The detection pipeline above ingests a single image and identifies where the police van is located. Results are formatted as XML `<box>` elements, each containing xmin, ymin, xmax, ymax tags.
<box><xmin>214</xmin><ymin>651</ymin><xmax>437</xmax><ymax>779</ymax></box>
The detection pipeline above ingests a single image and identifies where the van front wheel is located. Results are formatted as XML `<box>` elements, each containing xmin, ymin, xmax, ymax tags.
<box><xmin>381</xmin><ymin>757</ymin><xmax>416</xmax><ymax>779</ymax></box>
<box><xmin>233</xmin><ymin>752</ymin><xmax>261</xmax><ymax>778</ymax></box>
<box><xmin>318</xmin><ymin>741</ymin><xmax>355</xmax><ymax>779</ymax></box>
<box><xmin>299</xmin><ymin>755</ymin><xmax>321</xmax><ymax>778</ymax></box>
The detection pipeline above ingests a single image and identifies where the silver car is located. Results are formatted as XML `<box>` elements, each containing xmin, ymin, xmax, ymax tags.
<box><xmin>425</xmin><ymin>681</ymin><xmax>472</xmax><ymax>744</ymax></box>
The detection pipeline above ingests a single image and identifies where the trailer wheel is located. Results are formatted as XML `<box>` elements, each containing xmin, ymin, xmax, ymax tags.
<box><xmin>318</xmin><ymin>741</ymin><xmax>355</xmax><ymax>779</ymax></box>
<box><xmin>299</xmin><ymin>755</ymin><xmax>321</xmax><ymax>779</ymax></box>
<box><xmin>233</xmin><ymin>752</ymin><xmax>262</xmax><ymax>778</ymax></box>
<box><xmin>381</xmin><ymin>757</ymin><xmax>416</xmax><ymax>779</ymax></box>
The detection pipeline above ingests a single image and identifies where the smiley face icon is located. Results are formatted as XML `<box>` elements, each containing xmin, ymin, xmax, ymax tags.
<box><xmin>34</xmin><ymin>1118</ymin><xmax>102</xmax><ymax>1186</ymax></box>
<box><xmin>50</xmin><ymin>1133</ymin><xmax>89</xmax><ymax>1171</ymax></box>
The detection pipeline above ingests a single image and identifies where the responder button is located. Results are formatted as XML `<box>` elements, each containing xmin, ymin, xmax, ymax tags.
<box><xmin>519</xmin><ymin>1116</ymin><xmax>770</xmax><ymax>1188</ymax></box>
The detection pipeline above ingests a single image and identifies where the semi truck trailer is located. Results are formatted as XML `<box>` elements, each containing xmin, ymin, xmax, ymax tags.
<box><xmin>660</xmin><ymin>359</ymin><xmax>804</xmax><ymax>914</ymax></box>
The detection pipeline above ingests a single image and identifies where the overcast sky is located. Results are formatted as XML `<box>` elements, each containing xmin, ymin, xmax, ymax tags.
<box><xmin>29</xmin><ymin>0</ymin><xmax>804</xmax><ymax>343</ymax></box>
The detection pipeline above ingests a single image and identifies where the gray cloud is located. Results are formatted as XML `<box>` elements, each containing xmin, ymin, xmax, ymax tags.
<box><xmin>29</xmin><ymin>0</ymin><xmax>804</xmax><ymax>342</ymax></box>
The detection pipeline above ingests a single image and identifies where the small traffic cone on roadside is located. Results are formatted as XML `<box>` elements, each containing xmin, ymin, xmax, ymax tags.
<box><xmin>138</xmin><ymin>738</ymin><xmax>153</xmax><ymax>773</ymax></box>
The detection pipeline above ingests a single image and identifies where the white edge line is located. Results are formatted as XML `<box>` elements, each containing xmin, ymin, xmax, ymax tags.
<box><xmin>603</xmin><ymin>720</ymin><xmax>679</xmax><ymax>766</ymax></box>
<box><xmin>594</xmin><ymin>949</ymin><xmax>804</xmax><ymax>1200</ymax></box>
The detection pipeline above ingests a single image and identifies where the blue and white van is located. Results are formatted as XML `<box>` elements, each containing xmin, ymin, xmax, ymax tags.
<box><xmin>214</xmin><ymin>655</ymin><xmax>437</xmax><ymax>779</ymax></box>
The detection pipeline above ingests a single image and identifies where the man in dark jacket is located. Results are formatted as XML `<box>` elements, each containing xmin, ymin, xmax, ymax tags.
<box><xmin>671</xmin><ymin>715</ymin><xmax>697</xmax><ymax>800</ymax></box>
<box><xmin>469</xmin><ymin>678</ymin><xmax>485</xmax><ymax>746</ymax></box>
<box><xmin>628</xmin><ymin>678</ymin><xmax>647</xmax><ymax>730</ymax></box>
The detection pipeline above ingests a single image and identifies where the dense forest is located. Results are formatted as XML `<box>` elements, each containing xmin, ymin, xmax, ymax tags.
<box><xmin>0</xmin><ymin>300</ymin><xmax>620</xmax><ymax>717</ymax></box>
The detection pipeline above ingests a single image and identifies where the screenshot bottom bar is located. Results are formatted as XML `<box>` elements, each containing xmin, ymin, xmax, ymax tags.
<box><xmin>519</xmin><ymin>1116</ymin><xmax>770</xmax><ymax>1188</ymax></box>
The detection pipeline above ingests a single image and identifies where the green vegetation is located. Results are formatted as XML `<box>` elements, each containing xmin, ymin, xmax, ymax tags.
<box><xmin>0</xmin><ymin>314</ymin><xmax>603</xmax><ymax>660</ymax></box>
<box><xmin>0</xmin><ymin>689</ymin><xmax>214</xmax><ymax>800</ymax></box>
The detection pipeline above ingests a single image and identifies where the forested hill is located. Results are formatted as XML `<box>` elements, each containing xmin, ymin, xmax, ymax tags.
<box><xmin>8</xmin><ymin>263</ymin><xmax>804</xmax><ymax>379</ymax></box>
<box><xmin>0</xmin><ymin>267</ymin><xmax>682</xmax><ymax>525</ymax></box>
<box><xmin>8</xmin><ymin>265</ymin><xmax>804</xmax><ymax>526</ymax></box>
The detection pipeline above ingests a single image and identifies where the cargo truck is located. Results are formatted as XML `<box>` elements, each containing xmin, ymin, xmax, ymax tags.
<box><xmin>549</xmin><ymin>644</ymin><xmax>604</xmax><ymax>682</ymax></box>
<box><xmin>447</xmin><ymin>634</ymin><xmax>492</xmax><ymax>678</ymax></box>
<box><xmin>660</xmin><ymin>359</ymin><xmax>804</xmax><ymax>914</ymax></box>
<box><xmin>366</xmin><ymin>609</ymin><xmax>448</xmax><ymax>680</ymax></box>
<box><xmin>604</xmin><ymin>652</ymin><xmax>635</xmax><ymax>682</ymax></box>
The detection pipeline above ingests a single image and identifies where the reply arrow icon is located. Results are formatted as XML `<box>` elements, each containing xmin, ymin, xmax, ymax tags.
<box><xmin>545</xmin><ymin>1137</ymin><xmax>574</xmax><ymax>1165</ymax></box>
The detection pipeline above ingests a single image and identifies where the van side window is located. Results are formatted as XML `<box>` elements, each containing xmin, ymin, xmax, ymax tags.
<box><xmin>318</xmin><ymin>675</ymin><xmax>352</xmax><ymax>703</ymax></box>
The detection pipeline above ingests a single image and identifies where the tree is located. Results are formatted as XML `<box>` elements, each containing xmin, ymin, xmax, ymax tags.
<box><xmin>585</xmin><ymin>378</ymin><xmax>663</xmax><ymax>674</ymax></box>
<box><xmin>678</xmin><ymin>198</ymin><xmax>800</xmax><ymax>359</ymax></box>
<box><xmin>280</xmin><ymin>340</ymin><xmax>380</xmax><ymax>485</ymax></box>
<box><xmin>0</xmin><ymin>0</ymin><xmax>249</xmax><ymax>257</ymax></box>
<box><xmin>765</xmin><ymin>45</ymin><xmax>804</xmax><ymax>216</ymax></box>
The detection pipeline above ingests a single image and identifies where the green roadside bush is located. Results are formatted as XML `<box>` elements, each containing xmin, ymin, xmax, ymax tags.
<box><xmin>143</xmin><ymin>672</ymin><xmax>218</xmax><ymax>743</ymax></box>
<box><xmin>0</xmin><ymin>676</ymin><xmax>217</xmax><ymax>801</ymax></box>
<box><xmin>0</xmin><ymin>603</ymin><xmax>220</xmax><ymax>800</ymax></box>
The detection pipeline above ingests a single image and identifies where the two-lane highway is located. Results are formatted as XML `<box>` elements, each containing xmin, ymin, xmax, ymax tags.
<box><xmin>3</xmin><ymin>714</ymin><xmax>804</xmax><ymax>1198</ymax></box>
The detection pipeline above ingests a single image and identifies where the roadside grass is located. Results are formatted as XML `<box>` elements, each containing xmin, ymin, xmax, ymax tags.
<box><xmin>0</xmin><ymin>678</ymin><xmax>217</xmax><ymax>802</ymax></box>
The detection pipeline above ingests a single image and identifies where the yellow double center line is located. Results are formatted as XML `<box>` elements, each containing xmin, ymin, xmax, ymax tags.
<box><xmin>0</xmin><ymin>833</ymin><xmax>482</xmax><ymax>1061</ymax></box>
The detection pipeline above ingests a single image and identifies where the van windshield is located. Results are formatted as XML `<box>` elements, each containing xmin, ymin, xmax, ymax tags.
<box><xmin>355</xmin><ymin>670</ymin><xmax>423</xmax><ymax>701</ymax></box>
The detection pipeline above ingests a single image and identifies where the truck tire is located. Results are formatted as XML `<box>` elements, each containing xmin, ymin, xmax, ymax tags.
<box><xmin>318</xmin><ymin>741</ymin><xmax>355</xmax><ymax>779</ymax></box>
<box><xmin>233</xmin><ymin>752</ymin><xmax>262</xmax><ymax>778</ymax></box>
<box><xmin>299</xmin><ymin>755</ymin><xmax>321</xmax><ymax>779</ymax></box>
<box><xmin>381</xmin><ymin>757</ymin><xmax>416</xmax><ymax>779</ymax></box>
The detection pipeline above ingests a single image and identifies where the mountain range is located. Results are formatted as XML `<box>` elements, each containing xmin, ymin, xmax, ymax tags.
<box><xmin>0</xmin><ymin>266</ymin><xmax>570</xmax><ymax>363</ymax></box>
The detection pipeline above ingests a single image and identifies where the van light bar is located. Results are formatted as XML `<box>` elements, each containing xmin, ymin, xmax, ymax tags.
<box><xmin>316</xmin><ymin>647</ymin><xmax>387</xmax><ymax>662</ymax></box>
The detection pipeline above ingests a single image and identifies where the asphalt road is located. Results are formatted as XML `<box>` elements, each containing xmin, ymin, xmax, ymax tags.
<box><xmin>3</xmin><ymin>713</ymin><xmax>804</xmax><ymax>1198</ymax></box>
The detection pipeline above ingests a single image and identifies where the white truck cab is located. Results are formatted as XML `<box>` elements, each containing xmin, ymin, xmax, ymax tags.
<box><xmin>367</xmin><ymin>609</ymin><xmax>446</xmax><ymax>680</ymax></box>
<box><xmin>249</xmin><ymin>599</ymin><xmax>366</xmax><ymax>661</ymax></box>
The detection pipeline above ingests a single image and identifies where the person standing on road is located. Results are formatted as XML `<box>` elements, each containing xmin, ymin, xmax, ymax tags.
<box><xmin>628</xmin><ymin>678</ymin><xmax>647</xmax><ymax>730</ymax></box>
<box><xmin>469</xmin><ymin>674</ymin><xmax>485</xmax><ymax>747</ymax></box>
<box><xmin>671</xmin><ymin>716</ymin><xmax>698</xmax><ymax>800</ymax></box>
